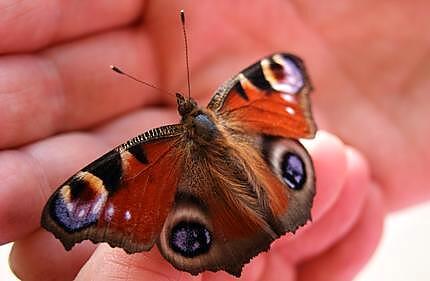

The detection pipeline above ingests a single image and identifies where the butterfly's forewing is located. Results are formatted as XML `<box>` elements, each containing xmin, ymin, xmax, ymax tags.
<box><xmin>208</xmin><ymin>53</ymin><xmax>316</xmax><ymax>139</ymax></box>
<box><xmin>41</xmin><ymin>125</ymin><xmax>184</xmax><ymax>253</ymax></box>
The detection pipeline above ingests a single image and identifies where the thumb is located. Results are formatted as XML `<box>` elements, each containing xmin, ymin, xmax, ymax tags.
<box><xmin>75</xmin><ymin>244</ymin><xmax>199</xmax><ymax>281</ymax></box>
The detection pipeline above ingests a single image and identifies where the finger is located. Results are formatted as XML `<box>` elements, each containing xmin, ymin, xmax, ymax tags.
<box><xmin>303</xmin><ymin>131</ymin><xmax>347</xmax><ymax>220</ymax></box>
<box><xmin>0</xmin><ymin>28</ymin><xmax>161</xmax><ymax>148</ymax></box>
<box><xmin>9</xmin><ymin>229</ymin><xmax>95</xmax><ymax>281</ymax></box>
<box><xmin>201</xmin><ymin>252</ymin><xmax>267</xmax><ymax>281</ymax></box>
<box><xmin>11</xmin><ymin>213</ymin><xmax>264</xmax><ymax>281</ymax></box>
<box><xmin>93</xmin><ymin>108</ymin><xmax>179</xmax><ymax>146</ymax></box>
<box><xmin>0</xmin><ymin>108</ymin><xmax>176</xmax><ymax>244</ymax></box>
<box><xmin>0</xmin><ymin>134</ymin><xmax>108</xmax><ymax>245</ymax></box>
<box><xmin>0</xmin><ymin>0</ymin><xmax>143</xmax><ymax>53</ymax></box>
<box><xmin>258</xmin><ymin>252</ymin><xmax>295</xmax><ymax>281</ymax></box>
<box><xmin>76</xmin><ymin>245</ymin><xmax>266</xmax><ymax>281</ymax></box>
<box><xmin>75</xmin><ymin>245</ymin><xmax>198</xmax><ymax>281</ymax></box>
<box><xmin>274</xmin><ymin>147</ymin><xmax>370</xmax><ymax>263</ymax></box>
<box><xmin>297</xmin><ymin>186</ymin><xmax>384</xmax><ymax>281</ymax></box>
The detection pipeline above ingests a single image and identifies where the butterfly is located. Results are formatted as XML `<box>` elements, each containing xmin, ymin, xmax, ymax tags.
<box><xmin>41</xmin><ymin>52</ymin><xmax>317</xmax><ymax>277</ymax></box>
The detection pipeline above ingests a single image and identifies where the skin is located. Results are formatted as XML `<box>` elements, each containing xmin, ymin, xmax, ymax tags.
<box><xmin>0</xmin><ymin>0</ymin><xmax>427</xmax><ymax>280</ymax></box>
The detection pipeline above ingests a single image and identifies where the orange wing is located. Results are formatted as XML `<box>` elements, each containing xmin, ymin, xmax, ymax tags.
<box><xmin>208</xmin><ymin>53</ymin><xmax>316</xmax><ymax>139</ymax></box>
<box><xmin>41</xmin><ymin>125</ymin><xmax>185</xmax><ymax>253</ymax></box>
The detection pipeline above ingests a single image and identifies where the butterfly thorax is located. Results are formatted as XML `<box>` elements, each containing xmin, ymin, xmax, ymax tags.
<box><xmin>176</xmin><ymin>93</ymin><xmax>219</xmax><ymax>144</ymax></box>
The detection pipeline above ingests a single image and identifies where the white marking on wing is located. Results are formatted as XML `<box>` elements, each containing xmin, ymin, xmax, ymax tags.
<box><xmin>105</xmin><ymin>204</ymin><xmax>115</xmax><ymax>222</ymax></box>
<box><xmin>281</xmin><ymin>93</ymin><xmax>296</xmax><ymax>103</ymax></box>
<box><xmin>286</xmin><ymin>107</ymin><xmax>295</xmax><ymax>115</ymax></box>
<box><xmin>78</xmin><ymin>209</ymin><xmax>85</xmax><ymax>218</ymax></box>
<box><xmin>92</xmin><ymin>193</ymin><xmax>107</xmax><ymax>215</ymax></box>
<box><xmin>125</xmin><ymin>210</ymin><xmax>132</xmax><ymax>221</ymax></box>
<box><xmin>271</xmin><ymin>54</ymin><xmax>304</xmax><ymax>94</ymax></box>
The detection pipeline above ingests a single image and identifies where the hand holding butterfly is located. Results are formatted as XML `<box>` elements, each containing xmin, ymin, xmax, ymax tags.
<box><xmin>0</xmin><ymin>1</ymin><xmax>426</xmax><ymax>280</ymax></box>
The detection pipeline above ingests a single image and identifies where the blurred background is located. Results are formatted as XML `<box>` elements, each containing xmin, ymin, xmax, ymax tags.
<box><xmin>0</xmin><ymin>1</ymin><xmax>428</xmax><ymax>280</ymax></box>
<box><xmin>2</xmin><ymin>201</ymin><xmax>430</xmax><ymax>280</ymax></box>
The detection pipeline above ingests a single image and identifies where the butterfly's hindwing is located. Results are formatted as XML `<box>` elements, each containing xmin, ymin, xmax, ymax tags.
<box><xmin>156</xmin><ymin>129</ymin><xmax>315</xmax><ymax>276</ymax></box>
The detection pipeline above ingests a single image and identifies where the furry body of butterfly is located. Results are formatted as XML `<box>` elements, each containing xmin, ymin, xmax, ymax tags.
<box><xmin>41</xmin><ymin>53</ymin><xmax>317</xmax><ymax>276</ymax></box>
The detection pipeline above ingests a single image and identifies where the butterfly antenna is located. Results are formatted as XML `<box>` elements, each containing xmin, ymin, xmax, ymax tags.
<box><xmin>180</xmin><ymin>10</ymin><xmax>191</xmax><ymax>100</ymax></box>
<box><xmin>110</xmin><ymin>65</ymin><xmax>175</xmax><ymax>97</ymax></box>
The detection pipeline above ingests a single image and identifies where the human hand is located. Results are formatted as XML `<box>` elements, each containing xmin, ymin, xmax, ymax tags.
<box><xmin>3</xmin><ymin>0</ymin><xmax>422</xmax><ymax>279</ymax></box>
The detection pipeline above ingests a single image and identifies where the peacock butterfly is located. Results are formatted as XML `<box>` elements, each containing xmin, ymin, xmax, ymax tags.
<box><xmin>41</xmin><ymin>11</ymin><xmax>317</xmax><ymax>277</ymax></box>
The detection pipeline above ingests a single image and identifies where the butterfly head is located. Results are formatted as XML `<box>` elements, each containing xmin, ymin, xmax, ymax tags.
<box><xmin>175</xmin><ymin>93</ymin><xmax>220</xmax><ymax>143</ymax></box>
<box><xmin>176</xmin><ymin>93</ymin><xmax>198</xmax><ymax>117</ymax></box>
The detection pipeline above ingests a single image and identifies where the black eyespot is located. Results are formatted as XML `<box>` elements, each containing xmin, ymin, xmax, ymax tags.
<box><xmin>169</xmin><ymin>221</ymin><xmax>211</xmax><ymax>258</ymax></box>
<box><xmin>281</xmin><ymin>152</ymin><xmax>306</xmax><ymax>190</ymax></box>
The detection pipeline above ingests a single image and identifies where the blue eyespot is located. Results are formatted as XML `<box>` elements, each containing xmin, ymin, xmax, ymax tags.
<box><xmin>281</xmin><ymin>152</ymin><xmax>306</xmax><ymax>190</ymax></box>
<box><xmin>50</xmin><ymin>193</ymin><xmax>99</xmax><ymax>232</ymax></box>
<box><xmin>169</xmin><ymin>221</ymin><xmax>211</xmax><ymax>258</ymax></box>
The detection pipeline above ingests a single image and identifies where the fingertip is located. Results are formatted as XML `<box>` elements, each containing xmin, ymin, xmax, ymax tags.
<box><xmin>302</xmin><ymin>130</ymin><xmax>348</xmax><ymax>220</ymax></box>
<box><xmin>0</xmin><ymin>150</ymin><xmax>45</xmax><ymax>244</ymax></box>
<box><xmin>261</xmin><ymin>252</ymin><xmax>296</xmax><ymax>281</ymax></box>
<box><xmin>9</xmin><ymin>229</ymin><xmax>95</xmax><ymax>281</ymax></box>
<box><xmin>297</xmin><ymin>184</ymin><xmax>385</xmax><ymax>281</ymax></box>
<box><xmin>345</xmin><ymin>146</ymin><xmax>370</xmax><ymax>185</ymax></box>
<box><xmin>301</xmin><ymin>130</ymin><xmax>345</xmax><ymax>153</ymax></box>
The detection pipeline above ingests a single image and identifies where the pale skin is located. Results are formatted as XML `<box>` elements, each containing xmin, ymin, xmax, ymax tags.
<box><xmin>0</xmin><ymin>1</ymin><xmax>428</xmax><ymax>280</ymax></box>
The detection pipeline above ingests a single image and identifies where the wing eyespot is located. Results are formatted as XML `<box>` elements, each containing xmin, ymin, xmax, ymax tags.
<box><xmin>50</xmin><ymin>172</ymin><xmax>109</xmax><ymax>232</ymax></box>
<box><xmin>280</xmin><ymin>152</ymin><xmax>306</xmax><ymax>190</ymax></box>
<box><xmin>261</xmin><ymin>54</ymin><xmax>305</xmax><ymax>95</ymax></box>
<box><xmin>262</xmin><ymin>137</ymin><xmax>313</xmax><ymax>191</ymax></box>
<box><xmin>169</xmin><ymin>221</ymin><xmax>212</xmax><ymax>258</ymax></box>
